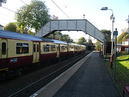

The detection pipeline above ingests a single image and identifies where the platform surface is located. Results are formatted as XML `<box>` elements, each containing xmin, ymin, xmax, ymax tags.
<box><xmin>53</xmin><ymin>52</ymin><xmax>121</xmax><ymax>97</ymax></box>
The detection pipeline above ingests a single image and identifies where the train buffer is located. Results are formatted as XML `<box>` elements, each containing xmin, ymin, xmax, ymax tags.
<box><xmin>30</xmin><ymin>51</ymin><xmax>121</xmax><ymax>97</ymax></box>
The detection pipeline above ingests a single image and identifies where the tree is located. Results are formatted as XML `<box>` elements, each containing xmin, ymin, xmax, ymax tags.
<box><xmin>4</xmin><ymin>22</ymin><xmax>17</xmax><ymax>32</ymax></box>
<box><xmin>95</xmin><ymin>41</ymin><xmax>101</xmax><ymax>51</ymax></box>
<box><xmin>117</xmin><ymin>32</ymin><xmax>128</xmax><ymax>43</ymax></box>
<box><xmin>45</xmin><ymin>31</ymin><xmax>73</xmax><ymax>43</ymax></box>
<box><xmin>101</xmin><ymin>30</ymin><xmax>111</xmax><ymax>42</ymax></box>
<box><xmin>60</xmin><ymin>34</ymin><xmax>73</xmax><ymax>43</ymax></box>
<box><xmin>46</xmin><ymin>31</ymin><xmax>62</xmax><ymax>40</ymax></box>
<box><xmin>88</xmin><ymin>39</ymin><xmax>93</xmax><ymax>44</ymax></box>
<box><xmin>77</xmin><ymin>37</ymin><xmax>87</xmax><ymax>45</ymax></box>
<box><xmin>122</xmin><ymin>34</ymin><xmax>129</xmax><ymax>41</ymax></box>
<box><xmin>16</xmin><ymin>0</ymin><xmax>50</xmax><ymax>33</ymax></box>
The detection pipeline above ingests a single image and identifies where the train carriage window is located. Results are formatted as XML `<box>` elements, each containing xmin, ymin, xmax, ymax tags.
<box><xmin>16</xmin><ymin>43</ymin><xmax>29</xmax><ymax>54</ymax></box>
<box><xmin>22</xmin><ymin>43</ymin><xmax>29</xmax><ymax>53</ymax></box>
<box><xmin>43</xmin><ymin>45</ymin><xmax>49</xmax><ymax>52</ymax></box>
<box><xmin>2</xmin><ymin>42</ymin><xmax>6</xmax><ymax>55</ymax></box>
<box><xmin>16</xmin><ymin>43</ymin><xmax>22</xmax><ymax>54</ymax></box>
<box><xmin>61</xmin><ymin>46</ymin><xmax>67</xmax><ymax>51</ymax></box>
<box><xmin>51</xmin><ymin>45</ymin><xmax>56</xmax><ymax>51</ymax></box>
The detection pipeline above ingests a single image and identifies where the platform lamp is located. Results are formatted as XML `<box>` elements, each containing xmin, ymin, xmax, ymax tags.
<box><xmin>100</xmin><ymin>7</ymin><xmax>115</xmax><ymax>68</ymax></box>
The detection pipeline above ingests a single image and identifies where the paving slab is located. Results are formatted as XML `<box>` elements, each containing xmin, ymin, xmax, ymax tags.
<box><xmin>53</xmin><ymin>52</ymin><xmax>121</xmax><ymax>97</ymax></box>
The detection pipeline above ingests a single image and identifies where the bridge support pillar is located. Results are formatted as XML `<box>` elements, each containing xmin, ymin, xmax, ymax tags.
<box><xmin>103</xmin><ymin>42</ymin><xmax>111</xmax><ymax>58</ymax></box>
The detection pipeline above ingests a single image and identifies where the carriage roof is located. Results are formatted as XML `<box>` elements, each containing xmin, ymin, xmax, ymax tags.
<box><xmin>0</xmin><ymin>30</ymin><xmax>43</xmax><ymax>41</ymax></box>
<box><xmin>0</xmin><ymin>30</ymin><xmax>67</xmax><ymax>44</ymax></box>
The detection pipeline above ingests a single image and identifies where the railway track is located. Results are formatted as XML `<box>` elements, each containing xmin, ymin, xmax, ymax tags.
<box><xmin>0</xmin><ymin>52</ymin><xmax>90</xmax><ymax>97</ymax></box>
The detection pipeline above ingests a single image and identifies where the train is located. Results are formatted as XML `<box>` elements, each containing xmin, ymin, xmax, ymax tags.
<box><xmin>0</xmin><ymin>30</ymin><xmax>86</xmax><ymax>76</ymax></box>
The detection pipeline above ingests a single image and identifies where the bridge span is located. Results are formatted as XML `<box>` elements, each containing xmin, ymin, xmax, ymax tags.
<box><xmin>36</xmin><ymin>19</ymin><xmax>105</xmax><ymax>43</ymax></box>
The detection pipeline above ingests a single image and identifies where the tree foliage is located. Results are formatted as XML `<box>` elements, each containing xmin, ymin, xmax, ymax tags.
<box><xmin>95</xmin><ymin>41</ymin><xmax>101</xmax><ymax>51</ymax></box>
<box><xmin>60</xmin><ymin>34</ymin><xmax>73</xmax><ymax>43</ymax></box>
<box><xmin>46</xmin><ymin>31</ymin><xmax>73</xmax><ymax>43</ymax></box>
<box><xmin>122</xmin><ymin>34</ymin><xmax>129</xmax><ymax>41</ymax></box>
<box><xmin>4</xmin><ymin>22</ymin><xmax>17</xmax><ymax>32</ymax></box>
<box><xmin>16</xmin><ymin>0</ymin><xmax>50</xmax><ymax>33</ymax></box>
<box><xmin>117</xmin><ymin>32</ymin><xmax>128</xmax><ymax>43</ymax></box>
<box><xmin>77</xmin><ymin>37</ymin><xmax>87</xmax><ymax>45</ymax></box>
<box><xmin>88</xmin><ymin>39</ymin><xmax>93</xmax><ymax>44</ymax></box>
<box><xmin>101</xmin><ymin>29</ymin><xmax>111</xmax><ymax>42</ymax></box>
<box><xmin>4</xmin><ymin>22</ymin><xmax>35</xmax><ymax>35</ymax></box>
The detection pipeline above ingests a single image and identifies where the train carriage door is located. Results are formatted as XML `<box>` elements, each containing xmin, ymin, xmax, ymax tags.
<box><xmin>0</xmin><ymin>39</ymin><xmax>8</xmax><ymax>59</ymax></box>
<box><xmin>33</xmin><ymin>42</ymin><xmax>40</xmax><ymax>63</ymax></box>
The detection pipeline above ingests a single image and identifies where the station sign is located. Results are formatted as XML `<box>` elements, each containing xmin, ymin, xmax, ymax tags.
<box><xmin>113</xmin><ymin>28</ymin><xmax>118</xmax><ymax>36</ymax></box>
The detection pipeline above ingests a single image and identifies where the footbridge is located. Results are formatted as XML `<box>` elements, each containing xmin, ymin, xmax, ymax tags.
<box><xmin>36</xmin><ymin>19</ymin><xmax>105</xmax><ymax>43</ymax></box>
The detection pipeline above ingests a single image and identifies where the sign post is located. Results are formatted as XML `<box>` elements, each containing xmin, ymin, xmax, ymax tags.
<box><xmin>113</xmin><ymin>28</ymin><xmax>118</xmax><ymax>80</ymax></box>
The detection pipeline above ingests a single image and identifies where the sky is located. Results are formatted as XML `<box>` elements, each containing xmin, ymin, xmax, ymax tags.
<box><xmin>0</xmin><ymin>0</ymin><xmax>129</xmax><ymax>42</ymax></box>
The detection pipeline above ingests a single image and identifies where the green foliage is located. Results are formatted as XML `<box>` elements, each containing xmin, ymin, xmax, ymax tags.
<box><xmin>122</xmin><ymin>34</ymin><xmax>129</xmax><ymax>41</ymax></box>
<box><xmin>77</xmin><ymin>37</ymin><xmax>87</xmax><ymax>45</ymax></box>
<box><xmin>4</xmin><ymin>22</ymin><xmax>17</xmax><ymax>32</ymax></box>
<box><xmin>54</xmin><ymin>31</ymin><xmax>62</xmax><ymax>40</ymax></box>
<box><xmin>46</xmin><ymin>31</ymin><xmax>62</xmax><ymax>40</ymax></box>
<box><xmin>107</xmin><ymin>54</ymin><xmax>129</xmax><ymax>94</ymax></box>
<box><xmin>16</xmin><ymin>0</ymin><xmax>50</xmax><ymax>33</ymax></box>
<box><xmin>114</xmin><ymin>55</ymin><xmax>129</xmax><ymax>92</ymax></box>
<box><xmin>101</xmin><ymin>29</ymin><xmax>111</xmax><ymax>42</ymax></box>
<box><xmin>101</xmin><ymin>29</ymin><xmax>111</xmax><ymax>35</ymax></box>
<box><xmin>45</xmin><ymin>31</ymin><xmax>73</xmax><ymax>43</ymax></box>
<box><xmin>60</xmin><ymin>34</ymin><xmax>73</xmax><ymax>43</ymax></box>
<box><xmin>4</xmin><ymin>22</ymin><xmax>35</xmax><ymax>35</ymax></box>
<box><xmin>117</xmin><ymin>32</ymin><xmax>129</xmax><ymax>43</ymax></box>
<box><xmin>95</xmin><ymin>41</ymin><xmax>101</xmax><ymax>51</ymax></box>
<box><xmin>88</xmin><ymin>39</ymin><xmax>93</xmax><ymax>44</ymax></box>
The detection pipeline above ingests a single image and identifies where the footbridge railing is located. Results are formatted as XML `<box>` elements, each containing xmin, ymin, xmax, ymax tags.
<box><xmin>36</xmin><ymin>19</ymin><xmax>105</xmax><ymax>42</ymax></box>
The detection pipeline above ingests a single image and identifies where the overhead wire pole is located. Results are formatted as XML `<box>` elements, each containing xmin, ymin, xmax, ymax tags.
<box><xmin>51</xmin><ymin>0</ymin><xmax>69</xmax><ymax>18</ymax></box>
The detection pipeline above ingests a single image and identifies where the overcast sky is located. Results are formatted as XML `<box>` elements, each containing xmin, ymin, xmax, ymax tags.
<box><xmin>0</xmin><ymin>0</ymin><xmax>129</xmax><ymax>42</ymax></box>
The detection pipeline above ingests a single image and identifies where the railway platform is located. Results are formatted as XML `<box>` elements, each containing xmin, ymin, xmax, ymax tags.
<box><xmin>31</xmin><ymin>51</ymin><xmax>121</xmax><ymax>97</ymax></box>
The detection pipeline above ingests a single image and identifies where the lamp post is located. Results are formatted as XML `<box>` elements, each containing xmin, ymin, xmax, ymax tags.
<box><xmin>100</xmin><ymin>7</ymin><xmax>115</xmax><ymax>68</ymax></box>
<box><xmin>113</xmin><ymin>28</ymin><xmax>118</xmax><ymax>80</ymax></box>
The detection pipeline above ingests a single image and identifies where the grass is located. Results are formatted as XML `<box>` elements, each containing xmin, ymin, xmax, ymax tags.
<box><xmin>105</xmin><ymin>54</ymin><xmax>129</xmax><ymax>95</ymax></box>
<box><xmin>114</xmin><ymin>55</ymin><xmax>129</xmax><ymax>93</ymax></box>
<box><xmin>117</xmin><ymin>55</ymin><xmax>129</xmax><ymax>69</ymax></box>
